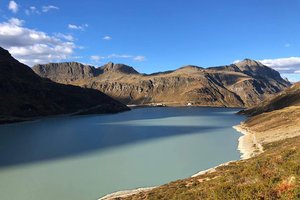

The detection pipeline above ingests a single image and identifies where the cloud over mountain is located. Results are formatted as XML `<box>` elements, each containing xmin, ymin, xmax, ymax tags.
<box><xmin>259</xmin><ymin>57</ymin><xmax>300</xmax><ymax>74</ymax></box>
<box><xmin>0</xmin><ymin>18</ymin><xmax>76</xmax><ymax>66</ymax></box>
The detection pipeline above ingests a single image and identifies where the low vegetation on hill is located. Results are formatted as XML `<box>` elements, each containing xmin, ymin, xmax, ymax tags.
<box><xmin>122</xmin><ymin>137</ymin><xmax>300</xmax><ymax>200</ymax></box>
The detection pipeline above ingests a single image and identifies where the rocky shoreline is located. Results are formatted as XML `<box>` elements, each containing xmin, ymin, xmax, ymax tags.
<box><xmin>97</xmin><ymin>121</ymin><xmax>255</xmax><ymax>200</ymax></box>
<box><xmin>99</xmin><ymin>187</ymin><xmax>156</xmax><ymax>200</ymax></box>
<box><xmin>233</xmin><ymin>124</ymin><xmax>264</xmax><ymax>159</ymax></box>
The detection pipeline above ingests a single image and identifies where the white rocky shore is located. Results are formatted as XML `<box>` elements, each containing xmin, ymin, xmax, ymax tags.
<box><xmin>99</xmin><ymin>187</ymin><xmax>156</xmax><ymax>200</ymax></box>
<box><xmin>233</xmin><ymin>123</ymin><xmax>264</xmax><ymax>159</ymax></box>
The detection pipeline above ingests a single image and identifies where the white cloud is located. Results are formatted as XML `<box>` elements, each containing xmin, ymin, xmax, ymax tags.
<box><xmin>42</xmin><ymin>5</ymin><xmax>59</xmax><ymax>12</ymax></box>
<box><xmin>281</xmin><ymin>73</ymin><xmax>300</xmax><ymax>83</ymax></box>
<box><xmin>259</xmin><ymin>57</ymin><xmax>300</xmax><ymax>74</ymax></box>
<box><xmin>25</xmin><ymin>5</ymin><xmax>58</xmax><ymax>15</ymax></box>
<box><xmin>133</xmin><ymin>55</ymin><xmax>146</xmax><ymax>62</ymax></box>
<box><xmin>90</xmin><ymin>55</ymin><xmax>104</xmax><ymax>62</ymax></box>
<box><xmin>0</xmin><ymin>18</ymin><xmax>76</xmax><ymax>66</ymax></box>
<box><xmin>107</xmin><ymin>54</ymin><xmax>132</xmax><ymax>59</ymax></box>
<box><xmin>54</xmin><ymin>33</ymin><xmax>74</xmax><ymax>41</ymax></box>
<box><xmin>90</xmin><ymin>54</ymin><xmax>146</xmax><ymax>63</ymax></box>
<box><xmin>8</xmin><ymin>1</ymin><xmax>18</xmax><ymax>13</ymax></box>
<box><xmin>233</xmin><ymin>60</ymin><xmax>241</xmax><ymax>64</ymax></box>
<box><xmin>25</xmin><ymin>6</ymin><xmax>40</xmax><ymax>15</ymax></box>
<box><xmin>103</xmin><ymin>36</ymin><xmax>112</xmax><ymax>40</ymax></box>
<box><xmin>68</xmin><ymin>24</ymin><xmax>88</xmax><ymax>31</ymax></box>
<box><xmin>8</xmin><ymin>18</ymin><xmax>24</xmax><ymax>26</ymax></box>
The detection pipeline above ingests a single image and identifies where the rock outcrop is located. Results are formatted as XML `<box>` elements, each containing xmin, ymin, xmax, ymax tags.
<box><xmin>33</xmin><ymin>59</ymin><xmax>290</xmax><ymax>108</ymax></box>
<box><xmin>0</xmin><ymin>47</ymin><xmax>129</xmax><ymax>124</ymax></box>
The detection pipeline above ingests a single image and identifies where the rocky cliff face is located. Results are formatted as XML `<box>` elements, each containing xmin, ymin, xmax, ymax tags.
<box><xmin>0</xmin><ymin>47</ymin><xmax>129</xmax><ymax>123</ymax></box>
<box><xmin>33</xmin><ymin>59</ymin><xmax>290</xmax><ymax>108</ymax></box>
<box><xmin>33</xmin><ymin>62</ymin><xmax>99</xmax><ymax>84</ymax></box>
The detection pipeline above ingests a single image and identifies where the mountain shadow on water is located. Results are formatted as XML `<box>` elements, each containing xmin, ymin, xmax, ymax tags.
<box><xmin>0</xmin><ymin>107</ymin><xmax>242</xmax><ymax>168</ymax></box>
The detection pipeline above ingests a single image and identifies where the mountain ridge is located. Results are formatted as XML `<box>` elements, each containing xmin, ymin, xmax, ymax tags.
<box><xmin>33</xmin><ymin>59</ymin><xmax>290</xmax><ymax>108</ymax></box>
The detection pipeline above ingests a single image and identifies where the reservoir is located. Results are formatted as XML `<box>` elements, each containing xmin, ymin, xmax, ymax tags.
<box><xmin>0</xmin><ymin>107</ymin><xmax>244</xmax><ymax>200</ymax></box>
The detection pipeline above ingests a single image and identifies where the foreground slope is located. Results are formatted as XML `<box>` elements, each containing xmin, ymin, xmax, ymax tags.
<box><xmin>33</xmin><ymin>59</ymin><xmax>290</xmax><ymax>107</ymax></box>
<box><xmin>103</xmin><ymin>83</ymin><xmax>300</xmax><ymax>200</ymax></box>
<box><xmin>237</xmin><ymin>82</ymin><xmax>300</xmax><ymax>153</ymax></box>
<box><xmin>0</xmin><ymin>47</ymin><xmax>129</xmax><ymax>123</ymax></box>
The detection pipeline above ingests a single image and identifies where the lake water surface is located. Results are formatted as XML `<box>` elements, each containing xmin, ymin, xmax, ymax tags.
<box><xmin>0</xmin><ymin>107</ymin><xmax>244</xmax><ymax>200</ymax></box>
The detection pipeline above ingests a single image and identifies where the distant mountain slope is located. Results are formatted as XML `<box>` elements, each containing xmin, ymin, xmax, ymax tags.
<box><xmin>33</xmin><ymin>59</ymin><xmax>290</xmax><ymax>108</ymax></box>
<box><xmin>33</xmin><ymin>62</ymin><xmax>139</xmax><ymax>84</ymax></box>
<box><xmin>32</xmin><ymin>62</ymin><xmax>100</xmax><ymax>84</ymax></box>
<box><xmin>239</xmin><ymin>82</ymin><xmax>300</xmax><ymax>116</ymax></box>
<box><xmin>0</xmin><ymin>47</ymin><xmax>129</xmax><ymax>124</ymax></box>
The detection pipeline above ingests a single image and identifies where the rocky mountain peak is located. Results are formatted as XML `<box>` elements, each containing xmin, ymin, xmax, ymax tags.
<box><xmin>101</xmin><ymin>62</ymin><xmax>139</xmax><ymax>74</ymax></box>
<box><xmin>0</xmin><ymin>47</ymin><xmax>40</xmax><ymax>81</ymax></box>
<box><xmin>0</xmin><ymin>47</ymin><xmax>10</xmax><ymax>56</ymax></box>
<box><xmin>234</xmin><ymin>59</ymin><xmax>264</xmax><ymax>68</ymax></box>
<box><xmin>233</xmin><ymin>59</ymin><xmax>289</xmax><ymax>84</ymax></box>
<box><xmin>32</xmin><ymin>62</ymin><xmax>99</xmax><ymax>83</ymax></box>
<box><xmin>175</xmin><ymin>65</ymin><xmax>203</xmax><ymax>72</ymax></box>
<box><xmin>0</xmin><ymin>47</ymin><xmax>17</xmax><ymax>63</ymax></box>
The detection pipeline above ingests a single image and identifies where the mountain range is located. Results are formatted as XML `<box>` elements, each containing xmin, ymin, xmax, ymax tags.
<box><xmin>0</xmin><ymin>47</ymin><xmax>129</xmax><ymax>123</ymax></box>
<box><xmin>33</xmin><ymin>59</ymin><xmax>290</xmax><ymax>108</ymax></box>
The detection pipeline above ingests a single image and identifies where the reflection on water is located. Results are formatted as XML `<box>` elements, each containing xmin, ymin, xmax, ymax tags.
<box><xmin>0</xmin><ymin>107</ymin><xmax>244</xmax><ymax>200</ymax></box>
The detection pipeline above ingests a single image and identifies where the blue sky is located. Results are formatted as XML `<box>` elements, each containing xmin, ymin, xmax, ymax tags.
<box><xmin>0</xmin><ymin>0</ymin><xmax>300</xmax><ymax>81</ymax></box>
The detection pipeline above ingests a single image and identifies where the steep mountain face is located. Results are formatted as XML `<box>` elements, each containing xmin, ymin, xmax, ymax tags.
<box><xmin>101</xmin><ymin>62</ymin><xmax>139</xmax><ymax>74</ymax></box>
<box><xmin>33</xmin><ymin>59</ymin><xmax>290</xmax><ymax>108</ymax></box>
<box><xmin>33</xmin><ymin>62</ymin><xmax>100</xmax><ymax>84</ymax></box>
<box><xmin>239</xmin><ymin>82</ymin><xmax>300</xmax><ymax>116</ymax></box>
<box><xmin>0</xmin><ymin>47</ymin><xmax>129</xmax><ymax>123</ymax></box>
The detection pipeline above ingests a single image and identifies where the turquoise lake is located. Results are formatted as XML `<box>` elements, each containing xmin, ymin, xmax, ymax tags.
<box><xmin>0</xmin><ymin>107</ymin><xmax>245</xmax><ymax>200</ymax></box>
